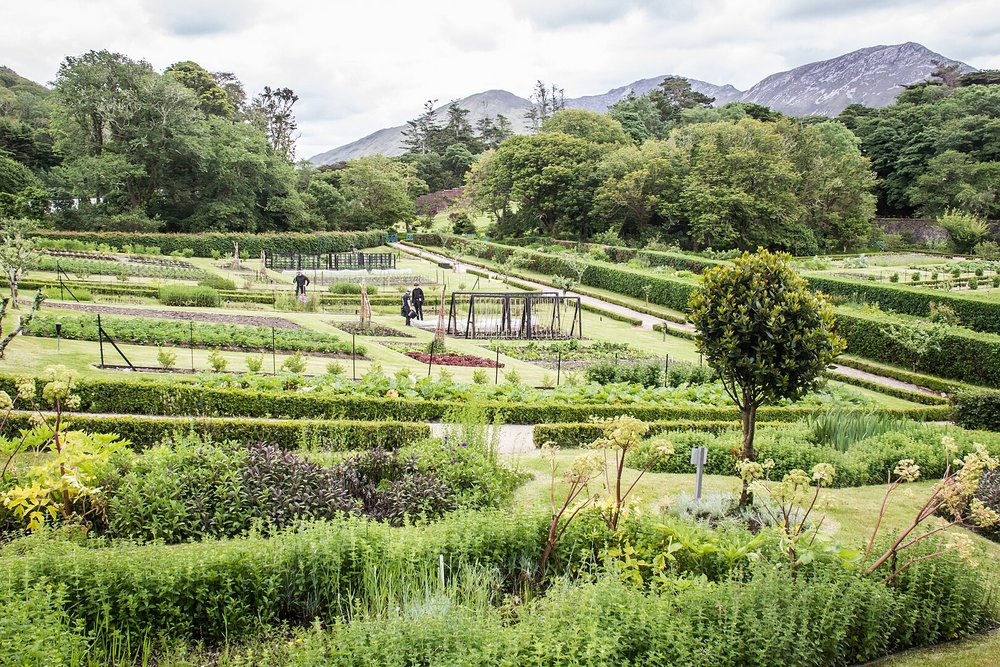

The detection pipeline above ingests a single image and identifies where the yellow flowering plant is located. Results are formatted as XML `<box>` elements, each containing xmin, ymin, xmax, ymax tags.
<box><xmin>1</xmin><ymin>366</ymin><xmax>128</xmax><ymax>532</ymax></box>
<box><xmin>737</xmin><ymin>458</ymin><xmax>841</xmax><ymax>569</ymax></box>
<box><xmin>864</xmin><ymin>437</ymin><xmax>999</xmax><ymax>583</ymax></box>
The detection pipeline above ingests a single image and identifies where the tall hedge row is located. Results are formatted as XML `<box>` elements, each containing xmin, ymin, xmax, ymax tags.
<box><xmin>807</xmin><ymin>274</ymin><xmax>1000</xmax><ymax>335</ymax></box>
<box><xmin>834</xmin><ymin>309</ymin><xmax>1000</xmax><ymax>388</ymax></box>
<box><xmin>0</xmin><ymin>413</ymin><xmax>429</xmax><ymax>451</ymax></box>
<box><xmin>32</xmin><ymin>230</ymin><xmax>386</xmax><ymax>258</ymax></box>
<box><xmin>953</xmin><ymin>390</ymin><xmax>1000</xmax><ymax>431</ymax></box>
<box><xmin>0</xmin><ymin>375</ymin><xmax>948</xmax><ymax>425</ymax></box>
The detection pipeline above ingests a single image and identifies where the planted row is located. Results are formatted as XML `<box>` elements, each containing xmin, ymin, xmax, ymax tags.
<box><xmin>24</xmin><ymin>314</ymin><xmax>364</xmax><ymax>356</ymax></box>
<box><xmin>807</xmin><ymin>273</ymin><xmax>1000</xmax><ymax>335</ymax></box>
<box><xmin>36</xmin><ymin>255</ymin><xmax>210</xmax><ymax>280</ymax></box>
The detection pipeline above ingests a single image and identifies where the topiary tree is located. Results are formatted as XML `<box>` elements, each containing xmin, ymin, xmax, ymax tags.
<box><xmin>688</xmin><ymin>248</ymin><xmax>845</xmax><ymax>507</ymax></box>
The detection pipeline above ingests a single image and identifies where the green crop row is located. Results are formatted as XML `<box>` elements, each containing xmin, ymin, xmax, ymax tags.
<box><xmin>37</xmin><ymin>255</ymin><xmax>210</xmax><ymax>280</ymax></box>
<box><xmin>33</xmin><ymin>230</ymin><xmax>386</xmax><ymax>258</ymax></box>
<box><xmin>25</xmin><ymin>314</ymin><xmax>364</xmax><ymax>356</ymax></box>
<box><xmin>1</xmin><ymin>413</ymin><xmax>429</xmax><ymax>451</ymax></box>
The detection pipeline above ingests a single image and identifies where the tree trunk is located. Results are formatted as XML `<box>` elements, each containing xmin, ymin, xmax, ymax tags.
<box><xmin>738</xmin><ymin>402</ymin><xmax>758</xmax><ymax>509</ymax></box>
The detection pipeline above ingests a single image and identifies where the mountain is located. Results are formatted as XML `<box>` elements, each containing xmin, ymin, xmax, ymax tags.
<box><xmin>309</xmin><ymin>42</ymin><xmax>975</xmax><ymax>165</ymax></box>
<box><xmin>738</xmin><ymin>42</ymin><xmax>974</xmax><ymax>117</ymax></box>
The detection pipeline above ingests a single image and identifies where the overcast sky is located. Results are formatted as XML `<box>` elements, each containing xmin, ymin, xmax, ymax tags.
<box><xmin>4</xmin><ymin>0</ymin><xmax>999</xmax><ymax>158</ymax></box>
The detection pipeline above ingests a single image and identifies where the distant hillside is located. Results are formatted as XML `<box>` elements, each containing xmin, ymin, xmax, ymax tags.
<box><xmin>310</xmin><ymin>42</ymin><xmax>976</xmax><ymax>165</ymax></box>
<box><xmin>738</xmin><ymin>42</ymin><xmax>974</xmax><ymax>116</ymax></box>
<box><xmin>0</xmin><ymin>65</ymin><xmax>52</xmax><ymax>125</ymax></box>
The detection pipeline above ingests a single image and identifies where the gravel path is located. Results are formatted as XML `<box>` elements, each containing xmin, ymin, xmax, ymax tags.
<box><xmin>828</xmin><ymin>364</ymin><xmax>943</xmax><ymax>398</ymax></box>
<box><xmin>429</xmin><ymin>423</ymin><xmax>535</xmax><ymax>454</ymax></box>
<box><xmin>37</xmin><ymin>302</ymin><xmax>301</xmax><ymax>330</ymax></box>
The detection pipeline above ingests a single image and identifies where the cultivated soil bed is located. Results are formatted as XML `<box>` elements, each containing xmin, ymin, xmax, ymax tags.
<box><xmin>42</xmin><ymin>302</ymin><xmax>301</xmax><ymax>329</ymax></box>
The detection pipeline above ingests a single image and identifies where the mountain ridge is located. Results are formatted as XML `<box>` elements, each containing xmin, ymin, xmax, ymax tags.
<box><xmin>310</xmin><ymin>42</ymin><xmax>974</xmax><ymax>165</ymax></box>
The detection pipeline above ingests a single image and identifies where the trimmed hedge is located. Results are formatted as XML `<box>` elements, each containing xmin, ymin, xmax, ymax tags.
<box><xmin>0</xmin><ymin>413</ymin><xmax>429</xmax><ymax>451</ymax></box>
<box><xmin>0</xmin><ymin>375</ymin><xmax>951</xmax><ymax>425</ymax></box>
<box><xmin>834</xmin><ymin>308</ymin><xmax>1000</xmax><ymax>388</ymax></box>
<box><xmin>806</xmin><ymin>274</ymin><xmax>1000</xmax><ymax>335</ymax></box>
<box><xmin>32</xmin><ymin>230</ymin><xmax>386</xmax><ymax>258</ymax></box>
<box><xmin>534</xmin><ymin>420</ymin><xmax>774</xmax><ymax>448</ymax></box>
<box><xmin>953</xmin><ymin>390</ymin><xmax>1000</xmax><ymax>431</ymax></box>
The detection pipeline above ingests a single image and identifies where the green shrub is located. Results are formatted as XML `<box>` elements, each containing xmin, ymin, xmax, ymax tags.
<box><xmin>330</xmin><ymin>282</ymin><xmax>378</xmax><ymax>295</ymax></box>
<box><xmin>207</xmin><ymin>348</ymin><xmax>228</xmax><ymax>372</ymax></box>
<box><xmin>245</xmin><ymin>355</ymin><xmax>264</xmax><ymax>373</ymax></box>
<box><xmin>158</xmin><ymin>285</ymin><xmax>221</xmax><ymax>308</ymax></box>
<box><xmin>281</xmin><ymin>352</ymin><xmax>307</xmax><ymax>375</ymax></box>
<box><xmin>889</xmin><ymin>273</ymin><xmax>899</xmax><ymax>283</ymax></box>
<box><xmin>156</xmin><ymin>346</ymin><xmax>177</xmax><ymax>370</ymax></box>
<box><xmin>198</xmin><ymin>276</ymin><xmax>237</xmax><ymax>291</ymax></box>
<box><xmin>586</xmin><ymin>360</ymin><xmax>663</xmax><ymax>387</ymax></box>
<box><xmin>0</xmin><ymin>583</ymin><xmax>88</xmax><ymax>666</ymax></box>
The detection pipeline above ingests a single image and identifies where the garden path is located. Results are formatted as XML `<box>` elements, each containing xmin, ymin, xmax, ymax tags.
<box><xmin>428</xmin><ymin>423</ymin><xmax>535</xmax><ymax>455</ymax></box>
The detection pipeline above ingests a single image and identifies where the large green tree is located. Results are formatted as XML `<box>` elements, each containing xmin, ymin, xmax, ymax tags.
<box><xmin>688</xmin><ymin>249</ymin><xmax>845</xmax><ymax>507</ymax></box>
<box><xmin>669</xmin><ymin>119</ymin><xmax>806</xmax><ymax>251</ymax></box>
<box><xmin>338</xmin><ymin>155</ymin><xmax>425</xmax><ymax>231</ymax></box>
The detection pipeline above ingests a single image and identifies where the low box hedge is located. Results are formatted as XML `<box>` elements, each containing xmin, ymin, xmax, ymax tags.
<box><xmin>0</xmin><ymin>413</ymin><xmax>430</xmax><ymax>451</ymax></box>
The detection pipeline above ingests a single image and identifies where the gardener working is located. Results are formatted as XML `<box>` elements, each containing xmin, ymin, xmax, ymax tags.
<box><xmin>411</xmin><ymin>282</ymin><xmax>425</xmax><ymax>320</ymax></box>
<box><xmin>294</xmin><ymin>271</ymin><xmax>310</xmax><ymax>296</ymax></box>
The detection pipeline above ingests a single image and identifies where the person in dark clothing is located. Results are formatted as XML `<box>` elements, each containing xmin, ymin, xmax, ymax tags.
<box><xmin>294</xmin><ymin>272</ymin><xmax>310</xmax><ymax>296</ymax></box>
<box><xmin>402</xmin><ymin>290</ymin><xmax>415</xmax><ymax>326</ymax></box>
<box><xmin>411</xmin><ymin>282</ymin><xmax>425</xmax><ymax>320</ymax></box>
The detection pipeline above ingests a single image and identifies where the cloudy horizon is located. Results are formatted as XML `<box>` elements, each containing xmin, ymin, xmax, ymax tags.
<box><xmin>4</xmin><ymin>0</ymin><xmax>999</xmax><ymax>159</ymax></box>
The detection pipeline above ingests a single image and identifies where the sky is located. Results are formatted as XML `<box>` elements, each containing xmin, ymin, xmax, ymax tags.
<box><xmin>3</xmin><ymin>0</ymin><xmax>999</xmax><ymax>159</ymax></box>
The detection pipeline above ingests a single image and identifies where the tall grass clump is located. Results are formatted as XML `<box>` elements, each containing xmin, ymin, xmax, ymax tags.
<box><xmin>807</xmin><ymin>409</ymin><xmax>917</xmax><ymax>452</ymax></box>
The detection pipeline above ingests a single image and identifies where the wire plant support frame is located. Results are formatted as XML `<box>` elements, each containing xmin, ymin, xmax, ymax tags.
<box><xmin>446</xmin><ymin>292</ymin><xmax>582</xmax><ymax>340</ymax></box>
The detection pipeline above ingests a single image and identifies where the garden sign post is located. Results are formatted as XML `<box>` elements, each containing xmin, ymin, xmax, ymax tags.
<box><xmin>690</xmin><ymin>446</ymin><xmax>708</xmax><ymax>500</ymax></box>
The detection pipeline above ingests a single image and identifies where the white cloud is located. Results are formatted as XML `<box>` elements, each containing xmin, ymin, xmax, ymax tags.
<box><xmin>2</xmin><ymin>0</ymin><xmax>997</xmax><ymax>159</ymax></box>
